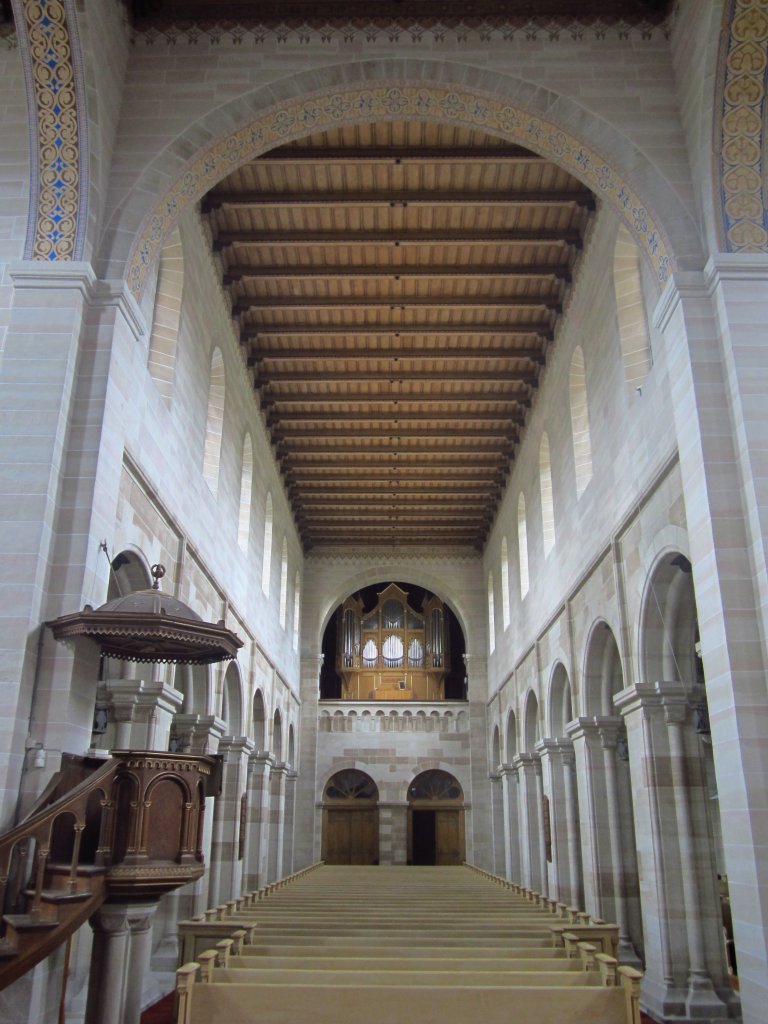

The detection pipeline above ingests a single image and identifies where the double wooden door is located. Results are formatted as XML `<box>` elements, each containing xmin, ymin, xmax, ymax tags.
<box><xmin>323</xmin><ymin>807</ymin><xmax>379</xmax><ymax>864</ymax></box>
<box><xmin>409</xmin><ymin>808</ymin><xmax>464</xmax><ymax>865</ymax></box>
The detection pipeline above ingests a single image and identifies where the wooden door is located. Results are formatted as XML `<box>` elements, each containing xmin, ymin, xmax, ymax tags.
<box><xmin>435</xmin><ymin>809</ymin><xmax>463</xmax><ymax>865</ymax></box>
<box><xmin>324</xmin><ymin>808</ymin><xmax>378</xmax><ymax>864</ymax></box>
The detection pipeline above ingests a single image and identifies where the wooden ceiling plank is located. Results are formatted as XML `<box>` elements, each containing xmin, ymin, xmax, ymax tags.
<box><xmin>261</xmin><ymin>392</ymin><xmax>531</xmax><ymax>406</ymax></box>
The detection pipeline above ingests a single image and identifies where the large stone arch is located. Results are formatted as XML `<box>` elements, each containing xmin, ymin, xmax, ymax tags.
<box><xmin>97</xmin><ymin>59</ymin><xmax>705</xmax><ymax>292</ymax></box>
<box><xmin>313</xmin><ymin>563</ymin><xmax>474</xmax><ymax>659</ymax></box>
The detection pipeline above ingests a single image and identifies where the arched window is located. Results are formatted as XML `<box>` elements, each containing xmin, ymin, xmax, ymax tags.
<box><xmin>261</xmin><ymin>492</ymin><xmax>273</xmax><ymax>596</ymax></box>
<box><xmin>148</xmin><ymin>227</ymin><xmax>183</xmax><ymax>407</ymax></box>
<box><xmin>487</xmin><ymin>572</ymin><xmax>496</xmax><ymax>654</ymax></box>
<box><xmin>613</xmin><ymin>223</ymin><xmax>652</xmax><ymax>391</ymax></box>
<box><xmin>501</xmin><ymin>536</ymin><xmax>510</xmax><ymax>630</ymax></box>
<box><xmin>569</xmin><ymin>347</ymin><xmax>593</xmax><ymax>498</ymax></box>
<box><xmin>279</xmin><ymin>537</ymin><xmax>288</xmax><ymax>628</ymax></box>
<box><xmin>237</xmin><ymin>434</ymin><xmax>253</xmax><ymax>552</ymax></box>
<box><xmin>517</xmin><ymin>493</ymin><xmax>529</xmax><ymax>598</ymax></box>
<box><xmin>293</xmin><ymin>571</ymin><xmax>301</xmax><ymax>651</ymax></box>
<box><xmin>202</xmin><ymin>348</ymin><xmax>226</xmax><ymax>494</ymax></box>
<box><xmin>539</xmin><ymin>433</ymin><xmax>555</xmax><ymax>556</ymax></box>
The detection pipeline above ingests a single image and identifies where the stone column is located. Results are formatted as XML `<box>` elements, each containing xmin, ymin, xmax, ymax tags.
<box><xmin>596</xmin><ymin>719</ymin><xmax>637</xmax><ymax>963</ymax></box>
<box><xmin>209</xmin><ymin>737</ymin><xmax>254</xmax><ymax>906</ymax></box>
<box><xmin>172</xmin><ymin>715</ymin><xmax>224</xmax><ymax>915</ymax></box>
<box><xmin>562</xmin><ymin>746</ymin><xmax>583</xmax><ymax>910</ymax></box>
<box><xmin>292</xmin><ymin>656</ymin><xmax>323</xmax><ymax>868</ymax></box>
<box><xmin>244</xmin><ymin>752</ymin><xmax>274</xmax><ymax>891</ymax></box>
<box><xmin>267</xmin><ymin>763</ymin><xmax>288</xmax><ymax>882</ymax></box>
<box><xmin>499</xmin><ymin>763</ymin><xmax>520</xmax><ymax>883</ymax></box>
<box><xmin>537</xmin><ymin>739</ymin><xmax>580</xmax><ymax>905</ymax></box>
<box><xmin>616</xmin><ymin>682</ymin><xmax>731</xmax><ymax>1022</ymax></box>
<box><xmin>566</xmin><ymin>719</ymin><xmax>602</xmax><ymax>918</ymax></box>
<box><xmin>85</xmin><ymin>902</ymin><xmax>158</xmax><ymax>1024</ymax></box>
<box><xmin>512</xmin><ymin>753</ymin><xmax>544</xmax><ymax>892</ymax></box>
<box><xmin>656</xmin><ymin>263</ymin><xmax>768</xmax><ymax>1023</ymax></box>
<box><xmin>489</xmin><ymin>770</ymin><xmax>506</xmax><ymax>877</ymax></box>
<box><xmin>282</xmin><ymin>769</ymin><xmax>298</xmax><ymax>875</ymax></box>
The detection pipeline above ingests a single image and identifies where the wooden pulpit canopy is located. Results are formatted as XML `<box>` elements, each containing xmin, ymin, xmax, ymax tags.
<box><xmin>49</xmin><ymin>564</ymin><xmax>243</xmax><ymax>665</ymax></box>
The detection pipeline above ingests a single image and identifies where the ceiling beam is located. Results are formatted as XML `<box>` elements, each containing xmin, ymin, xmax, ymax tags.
<box><xmin>243</xmin><ymin>324</ymin><xmax>554</xmax><ymax>339</ymax></box>
<box><xmin>279</xmin><ymin>442</ymin><xmax>513</xmax><ymax>456</ymax></box>
<box><xmin>267</xmin><ymin>409</ymin><xmax>526</xmax><ymax>425</ymax></box>
<box><xmin>257</xmin><ymin>369</ymin><xmax>537</xmax><ymax>385</ymax></box>
<box><xmin>274</xmin><ymin>425</ymin><xmax>518</xmax><ymax>440</ymax></box>
<box><xmin>284</xmin><ymin>454</ymin><xmax>510</xmax><ymax>466</ymax></box>
<box><xmin>261</xmin><ymin>392</ymin><xmax>530</xmax><ymax>408</ymax></box>
<box><xmin>295</xmin><ymin>496</ymin><xmax>490</xmax><ymax>507</ymax></box>
<box><xmin>251</xmin><ymin>346</ymin><xmax>544</xmax><ymax>364</ymax></box>
<box><xmin>223</xmin><ymin>263</ymin><xmax>572</xmax><ymax>283</ymax></box>
<box><xmin>214</xmin><ymin>228</ymin><xmax>583</xmax><ymax>248</ymax></box>
<box><xmin>289</xmin><ymin>481</ymin><xmax>500</xmax><ymax>492</ymax></box>
<box><xmin>233</xmin><ymin>296</ymin><xmax>561</xmax><ymax>314</ymax></box>
<box><xmin>206</xmin><ymin>189</ymin><xmax>593</xmax><ymax>209</ymax></box>
<box><xmin>250</xmin><ymin>145</ymin><xmax>546</xmax><ymax>164</ymax></box>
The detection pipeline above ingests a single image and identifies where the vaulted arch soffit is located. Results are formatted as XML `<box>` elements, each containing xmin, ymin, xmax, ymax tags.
<box><xmin>103</xmin><ymin>60</ymin><xmax>706</xmax><ymax>295</ymax></box>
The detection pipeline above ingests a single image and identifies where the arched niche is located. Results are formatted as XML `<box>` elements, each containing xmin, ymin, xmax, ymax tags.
<box><xmin>641</xmin><ymin>551</ymin><xmax>699</xmax><ymax>687</ymax></box>
<box><xmin>506</xmin><ymin>710</ymin><xmax>518</xmax><ymax>761</ymax></box>
<box><xmin>321</xmin><ymin>769</ymin><xmax>379</xmax><ymax>865</ymax></box>
<box><xmin>407</xmin><ymin>769</ymin><xmax>465</xmax><ymax>866</ymax></box>
<box><xmin>522</xmin><ymin>691</ymin><xmax>540</xmax><ymax>753</ymax></box>
<box><xmin>548</xmin><ymin>663</ymin><xmax>573</xmax><ymax>738</ymax></box>
<box><xmin>272</xmin><ymin>709</ymin><xmax>283</xmax><ymax>762</ymax></box>
<box><xmin>221</xmin><ymin>662</ymin><xmax>243</xmax><ymax>737</ymax></box>
<box><xmin>583</xmin><ymin>620</ymin><xmax>625</xmax><ymax>718</ymax></box>
<box><xmin>491</xmin><ymin>725</ymin><xmax>501</xmax><ymax>769</ymax></box>
<box><xmin>252</xmin><ymin>690</ymin><xmax>266</xmax><ymax>750</ymax></box>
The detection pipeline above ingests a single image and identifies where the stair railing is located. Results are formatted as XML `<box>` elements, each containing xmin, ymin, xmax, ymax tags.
<box><xmin>0</xmin><ymin>757</ymin><xmax>118</xmax><ymax>924</ymax></box>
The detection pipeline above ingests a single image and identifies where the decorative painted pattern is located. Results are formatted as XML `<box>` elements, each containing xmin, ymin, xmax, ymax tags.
<box><xmin>15</xmin><ymin>0</ymin><xmax>88</xmax><ymax>260</ymax></box>
<box><xmin>716</xmin><ymin>0</ymin><xmax>768</xmax><ymax>252</ymax></box>
<box><xmin>133</xmin><ymin>17</ymin><xmax>668</xmax><ymax>48</ymax></box>
<box><xmin>127</xmin><ymin>84</ymin><xmax>672</xmax><ymax>298</ymax></box>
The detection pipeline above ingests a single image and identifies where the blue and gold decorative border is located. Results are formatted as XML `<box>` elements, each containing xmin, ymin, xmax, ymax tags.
<box><xmin>715</xmin><ymin>0</ymin><xmax>768</xmax><ymax>252</ymax></box>
<box><xmin>127</xmin><ymin>84</ymin><xmax>673</xmax><ymax>299</ymax></box>
<box><xmin>14</xmin><ymin>0</ymin><xmax>88</xmax><ymax>260</ymax></box>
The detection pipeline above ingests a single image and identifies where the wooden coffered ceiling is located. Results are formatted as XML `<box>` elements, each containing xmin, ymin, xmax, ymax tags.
<box><xmin>205</xmin><ymin>122</ymin><xmax>596</xmax><ymax>550</ymax></box>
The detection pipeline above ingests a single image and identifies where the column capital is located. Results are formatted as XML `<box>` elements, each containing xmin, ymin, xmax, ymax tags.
<box><xmin>566</xmin><ymin>715</ymin><xmax>620</xmax><ymax>741</ymax></box>
<box><xmin>498</xmin><ymin>762</ymin><xmax>519</xmax><ymax>779</ymax></box>
<box><xmin>218</xmin><ymin>736</ymin><xmax>256</xmax><ymax>759</ymax></box>
<box><xmin>248</xmin><ymin>751</ymin><xmax>276</xmax><ymax>771</ymax></box>
<box><xmin>512</xmin><ymin>752</ymin><xmax>541</xmax><ymax>776</ymax></box>
<box><xmin>614</xmin><ymin>681</ymin><xmax>691</xmax><ymax>719</ymax></box>
<box><xmin>107</xmin><ymin>679</ymin><xmax>183</xmax><ymax>718</ymax></box>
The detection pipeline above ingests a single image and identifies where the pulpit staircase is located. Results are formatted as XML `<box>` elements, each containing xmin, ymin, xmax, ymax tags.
<box><xmin>0</xmin><ymin>750</ymin><xmax>216</xmax><ymax>992</ymax></box>
<box><xmin>176</xmin><ymin>864</ymin><xmax>643</xmax><ymax>1024</ymax></box>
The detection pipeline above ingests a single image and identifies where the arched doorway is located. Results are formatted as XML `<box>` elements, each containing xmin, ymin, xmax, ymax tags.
<box><xmin>321</xmin><ymin>770</ymin><xmax>379</xmax><ymax>865</ymax></box>
<box><xmin>407</xmin><ymin>770</ymin><xmax>465</xmax><ymax>866</ymax></box>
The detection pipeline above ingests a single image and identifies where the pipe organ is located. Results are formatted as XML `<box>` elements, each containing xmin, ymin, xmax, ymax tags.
<box><xmin>336</xmin><ymin>584</ymin><xmax>449</xmax><ymax>700</ymax></box>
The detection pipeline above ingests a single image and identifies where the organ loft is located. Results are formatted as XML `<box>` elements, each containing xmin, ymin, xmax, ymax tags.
<box><xmin>336</xmin><ymin>585</ymin><xmax>449</xmax><ymax>701</ymax></box>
